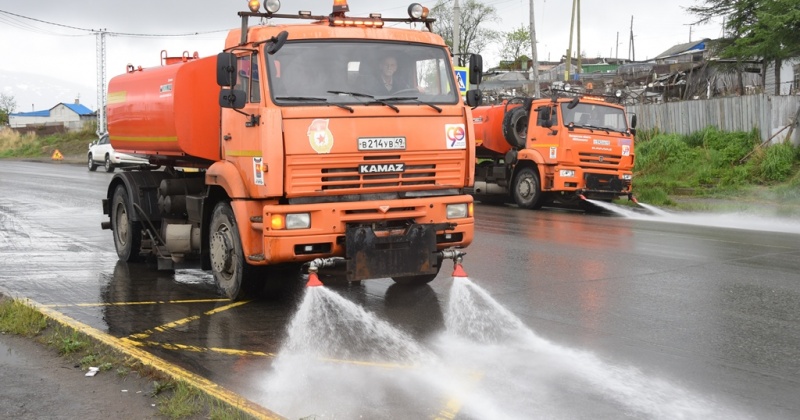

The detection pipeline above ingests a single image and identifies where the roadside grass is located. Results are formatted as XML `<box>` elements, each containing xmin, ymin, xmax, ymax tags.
<box><xmin>633</xmin><ymin>126</ymin><xmax>800</xmax><ymax>208</ymax></box>
<box><xmin>0</xmin><ymin>296</ymin><xmax>258</xmax><ymax>420</ymax></box>
<box><xmin>0</xmin><ymin>125</ymin><xmax>95</xmax><ymax>158</ymax></box>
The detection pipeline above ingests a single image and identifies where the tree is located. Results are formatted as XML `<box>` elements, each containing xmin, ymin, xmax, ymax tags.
<box><xmin>0</xmin><ymin>93</ymin><xmax>16</xmax><ymax>126</ymax></box>
<box><xmin>688</xmin><ymin>0</ymin><xmax>800</xmax><ymax>95</ymax></box>
<box><xmin>501</xmin><ymin>25</ymin><xmax>532</xmax><ymax>70</ymax></box>
<box><xmin>430</xmin><ymin>0</ymin><xmax>501</xmax><ymax>66</ymax></box>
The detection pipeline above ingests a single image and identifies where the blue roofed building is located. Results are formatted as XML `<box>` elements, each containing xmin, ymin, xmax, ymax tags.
<box><xmin>9</xmin><ymin>100</ymin><xmax>95</xmax><ymax>132</ymax></box>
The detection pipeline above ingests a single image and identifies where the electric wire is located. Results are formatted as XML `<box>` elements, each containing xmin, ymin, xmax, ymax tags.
<box><xmin>0</xmin><ymin>9</ymin><xmax>227</xmax><ymax>38</ymax></box>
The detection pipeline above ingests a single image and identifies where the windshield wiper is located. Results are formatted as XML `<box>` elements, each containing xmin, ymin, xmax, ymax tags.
<box><xmin>327</xmin><ymin>90</ymin><xmax>398</xmax><ymax>112</ymax></box>
<box><xmin>571</xmin><ymin>124</ymin><xmax>610</xmax><ymax>134</ymax></box>
<box><xmin>380</xmin><ymin>96</ymin><xmax>442</xmax><ymax>113</ymax></box>
<box><xmin>275</xmin><ymin>96</ymin><xmax>353</xmax><ymax>113</ymax></box>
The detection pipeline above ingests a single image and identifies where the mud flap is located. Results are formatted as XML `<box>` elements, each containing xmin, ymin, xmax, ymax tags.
<box><xmin>345</xmin><ymin>223</ymin><xmax>445</xmax><ymax>281</ymax></box>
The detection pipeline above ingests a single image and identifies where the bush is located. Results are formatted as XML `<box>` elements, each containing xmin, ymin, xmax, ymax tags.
<box><xmin>757</xmin><ymin>142</ymin><xmax>796</xmax><ymax>182</ymax></box>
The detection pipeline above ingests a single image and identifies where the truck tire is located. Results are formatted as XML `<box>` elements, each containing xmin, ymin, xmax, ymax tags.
<box><xmin>502</xmin><ymin>107</ymin><xmax>528</xmax><ymax>149</ymax></box>
<box><xmin>87</xmin><ymin>153</ymin><xmax>98</xmax><ymax>171</ymax></box>
<box><xmin>512</xmin><ymin>167</ymin><xmax>543</xmax><ymax>209</ymax></box>
<box><xmin>209</xmin><ymin>202</ymin><xmax>258</xmax><ymax>300</ymax></box>
<box><xmin>111</xmin><ymin>185</ymin><xmax>143</xmax><ymax>262</ymax></box>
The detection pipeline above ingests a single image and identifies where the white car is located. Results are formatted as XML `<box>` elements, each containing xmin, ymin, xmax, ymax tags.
<box><xmin>87</xmin><ymin>135</ymin><xmax>149</xmax><ymax>172</ymax></box>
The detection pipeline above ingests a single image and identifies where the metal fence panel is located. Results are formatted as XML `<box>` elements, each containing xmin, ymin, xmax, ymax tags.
<box><xmin>627</xmin><ymin>95</ymin><xmax>800</xmax><ymax>146</ymax></box>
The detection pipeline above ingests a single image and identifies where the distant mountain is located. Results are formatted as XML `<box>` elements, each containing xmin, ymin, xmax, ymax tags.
<box><xmin>0</xmin><ymin>70</ymin><xmax>97</xmax><ymax>113</ymax></box>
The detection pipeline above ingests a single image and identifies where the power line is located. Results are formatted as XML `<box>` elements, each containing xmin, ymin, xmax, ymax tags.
<box><xmin>0</xmin><ymin>9</ymin><xmax>227</xmax><ymax>38</ymax></box>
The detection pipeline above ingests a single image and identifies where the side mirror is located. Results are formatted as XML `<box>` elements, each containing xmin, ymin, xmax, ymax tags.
<box><xmin>468</xmin><ymin>54</ymin><xmax>483</xmax><ymax>85</ymax></box>
<box><xmin>216</xmin><ymin>53</ymin><xmax>238</xmax><ymax>87</ymax></box>
<box><xmin>630</xmin><ymin>113</ymin><xmax>638</xmax><ymax>129</ymax></box>
<box><xmin>219</xmin><ymin>89</ymin><xmax>246</xmax><ymax>109</ymax></box>
<box><xmin>465</xmin><ymin>89</ymin><xmax>483</xmax><ymax>108</ymax></box>
<box><xmin>267</xmin><ymin>31</ymin><xmax>289</xmax><ymax>55</ymax></box>
<box><xmin>537</xmin><ymin>106</ymin><xmax>552</xmax><ymax>128</ymax></box>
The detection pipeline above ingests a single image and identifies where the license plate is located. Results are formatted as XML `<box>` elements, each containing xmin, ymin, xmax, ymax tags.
<box><xmin>358</xmin><ymin>137</ymin><xmax>406</xmax><ymax>151</ymax></box>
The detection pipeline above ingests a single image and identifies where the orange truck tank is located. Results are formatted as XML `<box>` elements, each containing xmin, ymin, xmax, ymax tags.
<box><xmin>107</xmin><ymin>55</ymin><xmax>220</xmax><ymax>164</ymax></box>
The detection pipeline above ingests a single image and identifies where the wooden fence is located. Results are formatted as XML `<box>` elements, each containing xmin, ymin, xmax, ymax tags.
<box><xmin>626</xmin><ymin>94</ymin><xmax>800</xmax><ymax>146</ymax></box>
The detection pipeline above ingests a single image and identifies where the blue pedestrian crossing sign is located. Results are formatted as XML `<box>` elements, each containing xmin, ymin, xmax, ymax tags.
<box><xmin>454</xmin><ymin>67</ymin><xmax>468</xmax><ymax>95</ymax></box>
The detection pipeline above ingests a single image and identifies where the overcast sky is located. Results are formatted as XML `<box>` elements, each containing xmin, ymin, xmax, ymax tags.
<box><xmin>0</xmin><ymin>0</ymin><xmax>723</xmax><ymax>110</ymax></box>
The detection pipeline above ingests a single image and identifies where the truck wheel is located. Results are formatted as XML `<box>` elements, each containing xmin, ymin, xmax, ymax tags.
<box><xmin>209</xmin><ymin>202</ymin><xmax>257</xmax><ymax>300</ymax></box>
<box><xmin>111</xmin><ymin>185</ymin><xmax>143</xmax><ymax>262</ymax></box>
<box><xmin>513</xmin><ymin>167</ymin><xmax>543</xmax><ymax>209</ymax></box>
<box><xmin>104</xmin><ymin>155</ymin><xmax>115</xmax><ymax>173</ymax></box>
<box><xmin>502</xmin><ymin>107</ymin><xmax>528</xmax><ymax>149</ymax></box>
<box><xmin>87</xmin><ymin>154</ymin><xmax>98</xmax><ymax>171</ymax></box>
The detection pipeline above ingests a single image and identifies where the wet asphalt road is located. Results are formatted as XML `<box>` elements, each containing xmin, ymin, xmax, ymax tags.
<box><xmin>1</xmin><ymin>160</ymin><xmax>799</xmax><ymax>419</ymax></box>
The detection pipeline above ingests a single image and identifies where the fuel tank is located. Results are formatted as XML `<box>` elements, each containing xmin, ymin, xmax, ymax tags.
<box><xmin>471</xmin><ymin>102</ymin><xmax>521</xmax><ymax>156</ymax></box>
<box><xmin>107</xmin><ymin>55</ymin><xmax>221</xmax><ymax>162</ymax></box>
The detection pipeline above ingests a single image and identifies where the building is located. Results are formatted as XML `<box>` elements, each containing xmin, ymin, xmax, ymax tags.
<box><xmin>9</xmin><ymin>100</ymin><xmax>95</xmax><ymax>132</ymax></box>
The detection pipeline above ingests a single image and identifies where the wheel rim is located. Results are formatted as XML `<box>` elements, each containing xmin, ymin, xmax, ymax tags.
<box><xmin>210</xmin><ymin>226</ymin><xmax>235</xmax><ymax>280</ymax></box>
<box><xmin>114</xmin><ymin>202</ymin><xmax>129</xmax><ymax>247</ymax></box>
<box><xmin>105</xmin><ymin>157</ymin><xmax>111</xmax><ymax>170</ymax></box>
<box><xmin>517</xmin><ymin>174</ymin><xmax>535</xmax><ymax>200</ymax></box>
<box><xmin>87</xmin><ymin>154</ymin><xmax>93</xmax><ymax>169</ymax></box>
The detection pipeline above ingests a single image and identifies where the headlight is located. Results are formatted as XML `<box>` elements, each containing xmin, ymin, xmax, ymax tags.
<box><xmin>446</xmin><ymin>203</ymin><xmax>468</xmax><ymax>219</ymax></box>
<box><xmin>271</xmin><ymin>213</ymin><xmax>311</xmax><ymax>230</ymax></box>
<box><xmin>264</xmin><ymin>0</ymin><xmax>281</xmax><ymax>13</ymax></box>
<box><xmin>559</xmin><ymin>169</ymin><xmax>575</xmax><ymax>178</ymax></box>
<box><xmin>286</xmin><ymin>213</ymin><xmax>311</xmax><ymax>229</ymax></box>
<box><xmin>622</xmin><ymin>174</ymin><xmax>632</xmax><ymax>180</ymax></box>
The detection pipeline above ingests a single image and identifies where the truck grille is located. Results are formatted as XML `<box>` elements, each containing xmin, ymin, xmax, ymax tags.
<box><xmin>286</xmin><ymin>152</ymin><xmax>466</xmax><ymax>197</ymax></box>
<box><xmin>579</xmin><ymin>152</ymin><xmax>622</xmax><ymax>167</ymax></box>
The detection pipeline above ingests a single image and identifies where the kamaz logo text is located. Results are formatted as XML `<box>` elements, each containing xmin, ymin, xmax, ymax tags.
<box><xmin>358</xmin><ymin>163</ymin><xmax>405</xmax><ymax>174</ymax></box>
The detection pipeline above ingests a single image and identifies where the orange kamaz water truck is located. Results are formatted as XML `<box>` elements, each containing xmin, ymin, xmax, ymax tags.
<box><xmin>469</xmin><ymin>93</ymin><xmax>637</xmax><ymax>210</ymax></box>
<box><xmin>100</xmin><ymin>1</ymin><xmax>482</xmax><ymax>299</ymax></box>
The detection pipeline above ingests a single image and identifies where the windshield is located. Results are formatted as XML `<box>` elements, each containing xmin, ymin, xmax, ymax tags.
<box><xmin>266</xmin><ymin>41</ymin><xmax>459</xmax><ymax>105</ymax></box>
<box><xmin>560</xmin><ymin>103</ymin><xmax>628</xmax><ymax>132</ymax></box>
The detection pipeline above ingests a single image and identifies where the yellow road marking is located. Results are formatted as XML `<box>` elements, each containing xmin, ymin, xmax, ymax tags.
<box><xmin>129</xmin><ymin>300</ymin><xmax>251</xmax><ymax>340</ymax></box>
<box><xmin>433</xmin><ymin>371</ymin><xmax>484</xmax><ymax>420</ymax></box>
<box><xmin>27</xmin><ymin>299</ymin><xmax>284</xmax><ymax>420</ymax></box>
<box><xmin>42</xmin><ymin>298</ymin><xmax>229</xmax><ymax>308</ymax></box>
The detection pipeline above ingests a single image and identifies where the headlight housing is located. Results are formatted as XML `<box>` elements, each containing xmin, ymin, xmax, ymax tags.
<box><xmin>446</xmin><ymin>203</ymin><xmax>469</xmax><ymax>219</ymax></box>
<box><xmin>271</xmin><ymin>213</ymin><xmax>311</xmax><ymax>230</ymax></box>
<box><xmin>560</xmin><ymin>169</ymin><xmax>575</xmax><ymax>178</ymax></box>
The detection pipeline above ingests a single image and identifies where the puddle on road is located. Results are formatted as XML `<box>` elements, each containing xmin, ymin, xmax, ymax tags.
<box><xmin>585</xmin><ymin>199</ymin><xmax>800</xmax><ymax>235</ymax></box>
<box><xmin>259</xmin><ymin>277</ymin><xmax>750</xmax><ymax>419</ymax></box>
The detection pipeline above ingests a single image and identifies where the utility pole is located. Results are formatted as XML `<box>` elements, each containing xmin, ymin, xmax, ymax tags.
<box><xmin>615</xmin><ymin>31</ymin><xmax>619</xmax><ymax>59</ymax></box>
<box><xmin>94</xmin><ymin>29</ymin><xmax>107</xmax><ymax>138</ymax></box>
<box><xmin>453</xmin><ymin>0</ymin><xmax>461</xmax><ymax>66</ymax></box>
<box><xmin>565</xmin><ymin>0</ymin><xmax>577</xmax><ymax>81</ymax></box>
<box><xmin>529</xmin><ymin>0</ymin><xmax>540</xmax><ymax>97</ymax></box>
<box><xmin>576</xmin><ymin>0</ymin><xmax>581</xmax><ymax>75</ymax></box>
<box><xmin>628</xmin><ymin>16</ymin><xmax>635</xmax><ymax>61</ymax></box>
